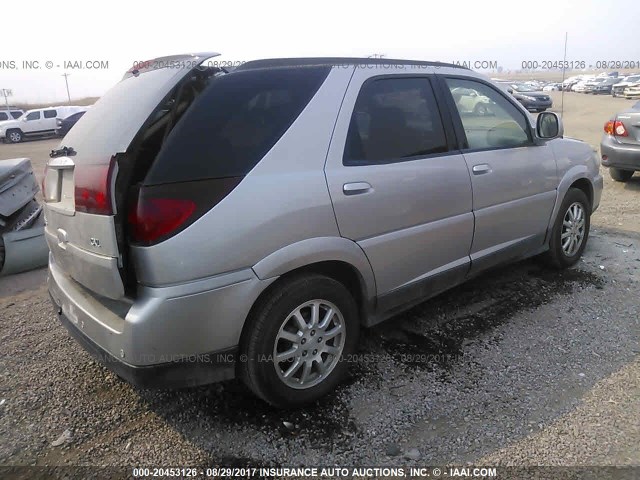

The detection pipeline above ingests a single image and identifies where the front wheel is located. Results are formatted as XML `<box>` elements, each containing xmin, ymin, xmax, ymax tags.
<box><xmin>543</xmin><ymin>188</ymin><xmax>590</xmax><ymax>269</ymax></box>
<box><xmin>609</xmin><ymin>168</ymin><xmax>634</xmax><ymax>182</ymax></box>
<box><xmin>6</xmin><ymin>129</ymin><xmax>22</xmax><ymax>143</ymax></box>
<box><xmin>239</xmin><ymin>273</ymin><xmax>359</xmax><ymax>408</ymax></box>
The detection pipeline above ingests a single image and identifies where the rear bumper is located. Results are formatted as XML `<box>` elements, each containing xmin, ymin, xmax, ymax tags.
<box><xmin>48</xmin><ymin>253</ymin><xmax>275</xmax><ymax>388</ymax></box>
<box><xmin>52</xmin><ymin>297</ymin><xmax>237</xmax><ymax>389</ymax></box>
<box><xmin>601</xmin><ymin>135</ymin><xmax>640</xmax><ymax>170</ymax></box>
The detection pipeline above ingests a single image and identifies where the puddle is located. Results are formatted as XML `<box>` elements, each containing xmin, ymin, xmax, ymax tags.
<box><xmin>365</xmin><ymin>262</ymin><xmax>604</xmax><ymax>372</ymax></box>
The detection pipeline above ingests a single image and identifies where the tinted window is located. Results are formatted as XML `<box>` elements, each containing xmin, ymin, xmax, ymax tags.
<box><xmin>445</xmin><ymin>78</ymin><xmax>531</xmax><ymax>150</ymax></box>
<box><xmin>44</xmin><ymin>110</ymin><xmax>57</xmax><ymax>118</ymax></box>
<box><xmin>344</xmin><ymin>78</ymin><xmax>448</xmax><ymax>165</ymax></box>
<box><xmin>146</xmin><ymin>66</ymin><xmax>331</xmax><ymax>185</ymax></box>
<box><xmin>26</xmin><ymin>111</ymin><xmax>41</xmax><ymax>120</ymax></box>
<box><xmin>0</xmin><ymin>112</ymin><xmax>7</xmax><ymax>121</ymax></box>
<box><xmin>11</xmin><ymin>111</ymin><xmax>22</xmax><ymax>119</ymax></box>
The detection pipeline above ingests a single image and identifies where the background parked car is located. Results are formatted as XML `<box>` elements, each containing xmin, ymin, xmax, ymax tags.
<box><xmin>0</xmin><ymin>109</ymin><xmax>24</xmax><ymax>122</ymax></box>
<box><xmin>55</xmin><ymin>111</ymin><xmax>86</xmax><ymax>137</ymax></box>
<box><xmin>587</xmin><ymin>77</ymin><xmax>621</xmax><ymax>94</ymax></box>
<box><xmin>612</xmin><ymin>75</ymin><xmax>640</xmax><ymax>97</ymax></box>
<box><xmin>600</xmin><ymin>100</ymin><xmax>640</xmax><ymax>181</ymax></box>
<box><xmin>0</xmin><ymin>158</ymin><xmax>48</xmax><ymax>276</ymax></box>
<box><xmin>0</xmin><ymin>106</ymin><xmax>87</xmax><ymax>143</ymax></box>
<box><xmin>499</xmin><ymin>82</ymin><xmax>553</xmax><ymax>112</ymax></box>
<box><xmin>450</xmin><ymin>87</ymin><xmax>495</xmax><ymax>115</ymax></box>
<box><xmin>623</xmin><ymin>84</ymin><xmax>640</xmax><ymax>99</ymax></box>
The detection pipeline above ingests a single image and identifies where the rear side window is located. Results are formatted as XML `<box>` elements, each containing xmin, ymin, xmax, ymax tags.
<box><xmin>0</xmin><ymin>112</ymin><xmax>7</xmax><ymax>121</ymax></box>
<box><xmin>145</xmin><ymin>66</ymin><xmax>331</xmax><ymax>185</ymax></box>
<box><xmin>344</xmin><ymin>77</ymin><xmax>448</xmax><ymax>165</ymax></box>
<box><xmin>44</xmin><ymin>110</ymin><xmax>57</xmax><ymax>118</ymax></box>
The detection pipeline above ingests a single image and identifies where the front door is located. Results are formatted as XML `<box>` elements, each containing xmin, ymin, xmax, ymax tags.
<box><xmin>441</xmin><ymin>76</ymin><xmax>558</xmax><ymax>274</ymax></box>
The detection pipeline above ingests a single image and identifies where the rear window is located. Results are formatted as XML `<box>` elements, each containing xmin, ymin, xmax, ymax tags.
<box><xmin>145</xmin><ymin>66</ymin><xmax>331</xmax><ymax>185</ymax></box>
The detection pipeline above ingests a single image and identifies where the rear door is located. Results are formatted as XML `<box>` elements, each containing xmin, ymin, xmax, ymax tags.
<box><xmin>325</xmin><ymin>68</ymin><xmax>474</xmax><ymax>308</ymax></box>
<box><xmin>42</xmin><ymin>109</ymin><xmax>58</xmax><ymax>132</ymax></box>
<box><xmin>43</xmin><ymin>53</ymin><xmax>220</xmax><ymax>299</ymax></box>
<box><xmin>439</xmin><ymin>75</ymin><xmax>557</xmax><ymax>274</ymax></box>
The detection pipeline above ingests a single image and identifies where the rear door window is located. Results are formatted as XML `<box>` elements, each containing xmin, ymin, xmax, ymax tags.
<box><xmin>145</xmin><ymin>66</ymin><xmax>331</xmax><ymax>185</ymax></box>
<box><xmin>11</xmin><ymin>111</ymin><xmax>23</xmax><ymax>119</ymax></box>
<box><xmin>44</xmin><ymin>110</ymin><xmax>57</xmax><ymax>118</ymax></box>
<box><xmin>343</xmin><ymin>77</ymin><xmax>448</xmax><ymax>165</ymax></box>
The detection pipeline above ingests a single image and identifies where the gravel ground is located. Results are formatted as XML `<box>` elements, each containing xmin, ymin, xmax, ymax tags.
<box><xmin>0</xmin><ymin>229</ymin><xmax>638</xmax><ymax>467</ymax></box>
<box><xmin>1</xmin><ymin>91</ymin><xmax>639</xmax><ymax>469</ymax></box>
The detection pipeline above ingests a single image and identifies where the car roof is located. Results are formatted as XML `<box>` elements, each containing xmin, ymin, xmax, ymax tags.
<box><xmin>235</xmin><ymin>57</ymin><xmax>469</xmax><ymax>71</ymax></box>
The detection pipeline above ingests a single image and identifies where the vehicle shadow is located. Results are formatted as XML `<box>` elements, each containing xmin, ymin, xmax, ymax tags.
<box><xmin>136</xmin><ymin>254</ymin><xmax>623</xmax><ymax>466</ymax></box>
<box><xmin>623</xmin><ymin>175</ymin><xmax>640</xmax><ymax>191</ymax></box>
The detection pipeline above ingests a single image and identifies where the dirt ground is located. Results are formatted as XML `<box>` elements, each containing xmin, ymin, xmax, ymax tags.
<box><xmin>0</xmin><ymin>91</ymin><xmax>638</xmax><ymax>470</ymax></box>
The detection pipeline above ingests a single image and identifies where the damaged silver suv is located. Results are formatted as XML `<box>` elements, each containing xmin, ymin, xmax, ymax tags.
<box><xmin>45</xmin><ymin>53</ymin><xmax>603</xmax><ymax>407</ymax></box>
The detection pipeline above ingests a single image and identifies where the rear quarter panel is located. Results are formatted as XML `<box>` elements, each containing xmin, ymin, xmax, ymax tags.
<box><xmin>131</xmin><ymin>67</ymin><xmax>357</xmax><ymax>287</ymax></box>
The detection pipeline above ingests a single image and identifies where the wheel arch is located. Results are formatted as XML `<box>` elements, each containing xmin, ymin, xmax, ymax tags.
<box><xmin>250</xmin><ymin>237</ymin><xmax>377</xmax><ymax>326</ymax></box>
<box><xmin>547</xmin><ymin>166</ymin><xmax>595</xmax><ymax>234</ymax></box>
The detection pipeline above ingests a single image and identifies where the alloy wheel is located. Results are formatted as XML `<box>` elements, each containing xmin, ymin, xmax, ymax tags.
<box><xmin>561</xmin><ymin>202</ymin><xmax>586</xmax><ymax>257</ymax></box>
<box><xmin>273</xmin><ymin>299</ymin><xmax>346</xmax><ymax>389</ymax></box>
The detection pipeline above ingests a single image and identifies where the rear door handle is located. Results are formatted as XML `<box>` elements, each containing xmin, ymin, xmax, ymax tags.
<box><xmin>343</xmin><ymin>182</ymin><xmax>372</xmax><ymax>196</ymax></box>
<box><xmin>472</xmin><ymin>164</ymin><xmax>491</xmax><ymax>175</ymax></box>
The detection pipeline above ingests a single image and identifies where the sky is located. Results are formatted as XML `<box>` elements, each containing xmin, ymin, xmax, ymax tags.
<box><xmin>2</xmin><ymin>0</ymin><xmax>639</xmax><ymax>104</ymax></box>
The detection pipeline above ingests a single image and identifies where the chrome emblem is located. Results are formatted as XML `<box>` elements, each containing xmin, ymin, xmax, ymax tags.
<box><xmin>90</xmin><ymin>238</ymin><xmax>101</xmax><ymax>248</ymax></box>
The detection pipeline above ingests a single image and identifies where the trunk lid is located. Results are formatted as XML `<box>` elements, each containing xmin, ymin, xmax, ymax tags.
<box><xmin>43</xmin><ymin>53</ymin><xmax>220</xmax><ymax>299</ymax></box>
<box><xmin>615</xmin><ymin>107</ymin><xmax>640</xmax><ymax>146</ymax></box>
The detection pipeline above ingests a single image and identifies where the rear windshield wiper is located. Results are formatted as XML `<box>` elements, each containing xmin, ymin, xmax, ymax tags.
<box><xmin>50</xmin><ymin>146</ymin><xmax>76</xmax><ymax>158</ymax></box>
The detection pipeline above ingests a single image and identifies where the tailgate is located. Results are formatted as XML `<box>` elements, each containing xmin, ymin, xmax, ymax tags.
<box><xmin>43</xmin><ymin>53</ymin><xmax>220</xmax><ymax>299</ymax></box>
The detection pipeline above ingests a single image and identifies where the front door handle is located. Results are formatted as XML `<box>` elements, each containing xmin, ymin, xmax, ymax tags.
<box><xmin>472</xmin><ymin>163</ymin><xmax>491</xmax><ymax>175</ymax></box>
<box><xmin>343</xmin><ymin>182</ymin><xmax>373</xmax><ymax>195</ymax></box>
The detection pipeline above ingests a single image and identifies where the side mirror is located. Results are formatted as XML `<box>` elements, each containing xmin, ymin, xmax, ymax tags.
<box><xmin>536</xmin><ymin>111</ymin><xmax>563</xmax><ymax>139</ymax></box>
<box><xmin>507</xmin><ymin>87</ymin><xmax>513</xmax><ymax>94</ymax></box>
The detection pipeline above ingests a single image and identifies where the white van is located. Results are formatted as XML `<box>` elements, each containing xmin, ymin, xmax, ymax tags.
<box><xmin>0</xmin><ymin>106</ymin><xmax>87</xmax><ymax>143</ymax></box>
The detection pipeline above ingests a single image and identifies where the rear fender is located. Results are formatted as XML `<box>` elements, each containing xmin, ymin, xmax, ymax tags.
<box><xmin>252</xmin><ymin>236</ymin><xmax>377</xmax><ymax>305</ymax></box>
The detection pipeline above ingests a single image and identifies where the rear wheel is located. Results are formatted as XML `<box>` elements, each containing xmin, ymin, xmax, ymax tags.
<box><xmin>543</xmin><ymin>188</ymin><xmax>590</xmax><ymax>269</ymax></box>
<box><xmin>7</xmin><ymin>129</ymin><xmax>22</xmax><ymax>143</ymax></box>
<box><xmin>240</xmin><ymin>273</ymin><xmax>359</xmax><ymax>408</ymax></box>
<box><xmin>609</xmin><ymin>168</ymin><xmax>634</xmax><ymax>182</ymax></box>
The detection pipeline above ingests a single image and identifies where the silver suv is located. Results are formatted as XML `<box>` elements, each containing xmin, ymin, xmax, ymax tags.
<box><xmin>44</xmin><ymin>53</ymin><xmax>603</xmax><ymax>407</ymax></box>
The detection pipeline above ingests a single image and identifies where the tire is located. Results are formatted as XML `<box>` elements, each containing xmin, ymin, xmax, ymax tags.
<box><xmin>6</xmin><ymin>129</ymin><xmax>22</xmax><ymax>143</ymax></box>
<box><xmin>609</xmin><ymin>168</ymin><xmax>634</xmax><ymax>182</ymax></box>
<box><xmin>0</xmin><ymin>238</ymin><xmax>4</xmax><ymax>273</ymax></box>
<box><xmin>543</xmin><ymin>188</ymin><xmax>591</xmax><ymax>269</ymax></box>
<box><xmin>239</xmin><ymin>273</ymin><xmax>359</xmax><ymax>408</ymax></box>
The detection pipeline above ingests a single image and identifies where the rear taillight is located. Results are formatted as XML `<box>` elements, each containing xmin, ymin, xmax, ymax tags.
<box><xmin>74</xmin><ymin>158</ymin><xmax>116</xmax><ymax>215</ymax></box>
<box><xmin>127</xmin><ymin>177</ymin><xmax>244</xmax><ymax>246</ymax></box>
<box><xmin>604</xmin><ymin>120</ymin><xmax>628</xmax><ymax>137</ymax></box>
<box><xmin>128</xmin><ymin>197</ymin><xmax>196</xmax><ymax>245</ymax></box>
